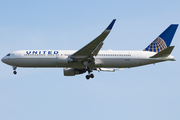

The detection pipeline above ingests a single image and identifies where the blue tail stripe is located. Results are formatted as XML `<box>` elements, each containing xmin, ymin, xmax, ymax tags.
<box><xmin>159</xmin><ymin>24</ymin><xmax>178</xmax><ymax>47</ymax></box>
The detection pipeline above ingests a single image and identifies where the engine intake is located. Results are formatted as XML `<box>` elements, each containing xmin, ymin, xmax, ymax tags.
<box><xmin>64</xmin><ymin>68</ymin><xmax>86</xmax><ymax>76</ymax></box>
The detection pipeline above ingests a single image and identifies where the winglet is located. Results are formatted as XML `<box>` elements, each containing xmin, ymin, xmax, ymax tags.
<box><xmin>106</xmin><ymin>19</ymin><xmax>116</xmax><ymax>30</ymax></box>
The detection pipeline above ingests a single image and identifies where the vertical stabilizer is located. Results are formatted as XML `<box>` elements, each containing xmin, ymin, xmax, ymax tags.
<box><xmin>144</xmin><ymin>24</ymin><xmax>178</xmax><ymax>53</ymax></box>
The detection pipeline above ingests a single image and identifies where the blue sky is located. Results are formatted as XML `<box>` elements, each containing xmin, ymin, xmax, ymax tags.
<box><xmin>0</xmin><ymin>0</ymin><xmax>180</xmax><ymax>120</ymax></box>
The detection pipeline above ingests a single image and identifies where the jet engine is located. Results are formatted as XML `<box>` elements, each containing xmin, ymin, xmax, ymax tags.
<box><xmin>64</xmin><ymin>68</ymin><xmax>86</xmax><ymax>76</ymax></box>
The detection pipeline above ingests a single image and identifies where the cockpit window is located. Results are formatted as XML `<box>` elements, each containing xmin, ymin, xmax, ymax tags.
<box><xmin>6</xmin><ymin>53</ymin><xmax>10</xmax><ymax>56</ymax></box>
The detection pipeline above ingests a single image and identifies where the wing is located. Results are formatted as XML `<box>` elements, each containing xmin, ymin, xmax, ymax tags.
<box><xmin>70</xmin><ymin>19</ymin><xmax>116</xmax><ymax>59</ymax></box>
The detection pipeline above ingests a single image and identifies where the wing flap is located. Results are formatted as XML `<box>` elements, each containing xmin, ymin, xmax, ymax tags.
<box><xmin>91</xmin><ymin>42</ymin><xmax>103</xmax><ymax>56</ymax></box>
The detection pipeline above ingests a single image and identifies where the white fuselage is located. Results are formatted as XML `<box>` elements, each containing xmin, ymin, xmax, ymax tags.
<box><xmin>1</xmin><ymin>50</ymin><xmax>174</xmax><ymax>68</ymax></box>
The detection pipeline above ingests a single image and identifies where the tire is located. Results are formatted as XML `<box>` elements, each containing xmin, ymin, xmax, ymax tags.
<box><xmin>13</xmin><ymin>71</ymin><xmax>17</xmax><ymax>74</ymax></box>
<box><xmin>90</xmin><ymin>74</ymin><xmax>94</xmax><ymax>78</ymax></box>
<box><xmin>86</xmin><ymin>75</ymin><xmax>90</xmax><ymax>80</ymax></box>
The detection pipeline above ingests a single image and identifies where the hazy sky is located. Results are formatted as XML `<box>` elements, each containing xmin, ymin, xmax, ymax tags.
<box><xmin>0</xmin><ymin>0</ymin><xmax>180</xmax><ymax>120</ymax></box>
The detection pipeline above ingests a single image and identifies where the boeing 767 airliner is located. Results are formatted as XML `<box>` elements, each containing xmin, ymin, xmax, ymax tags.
<box><xmin>1</xmin><ymin>19</ymin><xmax>178</xmax><ymax>79</ymax></box>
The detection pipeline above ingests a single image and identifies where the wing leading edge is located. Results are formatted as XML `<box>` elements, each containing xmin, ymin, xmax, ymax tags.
<box><xmin>70</xmin><ymin>19</ymin><xmax>116</xmax><ymax>59</ymax></box>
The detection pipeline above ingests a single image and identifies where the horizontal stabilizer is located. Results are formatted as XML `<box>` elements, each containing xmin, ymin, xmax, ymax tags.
<box><xmin>118</xmin><ymin>68</ymin><xmax>124</xmax><ymax>70</ymax></box>
<box><xmin>97</xmin><ymin>68</ymin><xmax>115</xmax><ymax>72</ymax></box>
<box><xmin>150</xmin><ymin>46</ymin><xmax>174</xmax><ymax>58</ymax></box>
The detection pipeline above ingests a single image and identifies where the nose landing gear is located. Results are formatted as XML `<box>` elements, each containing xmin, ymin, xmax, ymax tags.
<box><xmin>13</xmin><ymin>71</ymin><xmax>17</xmax><ymax>74</ymax></box>
<box><xmin>12</xmin><ymin>66</ymin><xmax>17</xmax><ymax>75</ymax></box>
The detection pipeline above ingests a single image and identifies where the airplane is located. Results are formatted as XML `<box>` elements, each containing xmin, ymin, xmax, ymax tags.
<box><xmin>1</xmin><ymin>19</ymin><xmax>178</xmax><ymax>80</ymax></box>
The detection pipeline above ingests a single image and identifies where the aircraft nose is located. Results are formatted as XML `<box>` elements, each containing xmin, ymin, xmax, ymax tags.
<box><xmin>1</xmin><ymin>56</ymin><xmax>8</xmax><ymax>63</ymax></box>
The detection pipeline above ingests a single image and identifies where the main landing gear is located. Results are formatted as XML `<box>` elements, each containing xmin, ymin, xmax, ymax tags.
<box><xmin>85</xmin><ymin>67</ymin><xmax>94</xmax><ymax>80</ymax></box>
<box><xmin>13</xmin><ymin>66</ymin><xmax>17</xmax><ymax>75</ymax></box>
<box><xmin>86</xmin><ymin>74</ymin><xmax>94</xmax><ymax>80</ymax></box>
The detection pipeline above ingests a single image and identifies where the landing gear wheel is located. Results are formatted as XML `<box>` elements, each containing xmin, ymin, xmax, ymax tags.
<box><xmin>13</xmin><ymin>71</ymin><xmax>17</xmax><ymax>75</ymax></box>
<box><xmin>85</xmin><ymin>67</ymin><xmax>94</xmax><ymax>80</ymax></box>
<box><xmin>85</xmin><ymin>74</ymin><xmax>94</xmax><ymax>80</ymax></box>
<box><xmin>86</xmin><ymin>75</ymin><xmax>90</xmax><ymax>80</ymax></box>
<box><xmin>90</xmin><ymin>74</ymin><xmax>94</xmax><ymax>78</ymax></box>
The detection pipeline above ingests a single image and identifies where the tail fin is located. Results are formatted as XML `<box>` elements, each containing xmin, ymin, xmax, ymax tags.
<box><xmin>144</xmin><ymin>24</ymin><xmax>178</xmax><ymax>53</ymax></box>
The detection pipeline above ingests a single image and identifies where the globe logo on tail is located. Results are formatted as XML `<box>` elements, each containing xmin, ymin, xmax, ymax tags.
<box><xmin>144</xmin><ymin>37</ymin><xmax>167</xmax><ymax>53</ymax></box>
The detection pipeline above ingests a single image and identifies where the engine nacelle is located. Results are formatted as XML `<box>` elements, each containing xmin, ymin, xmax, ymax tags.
<box><xmin>64</xmin><ymin>68</ymin><xmax>86</xmax><ymax>76</ymax></box>
<box><xmin>56</xmin><ymin>56</ymin><xmax>77</xmax><ymax>64</ymax></box>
